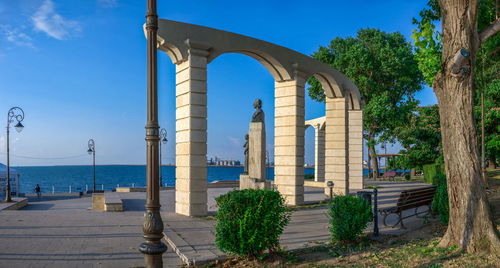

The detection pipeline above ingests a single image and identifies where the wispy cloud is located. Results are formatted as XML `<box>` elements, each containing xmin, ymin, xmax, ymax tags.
<box><xmin>0</xmin><ymin>25</ymin><xmax>34</xmax><ymax>48</ymax></box>
<box><xmin>97</xmin><ymin>0</ymin><xmax>117</xmax><ymax>8</ymax></box>
<box><xmin>228</xmin><ymin>136</ymin><xmax>240</xmax><ymax>146</ymax></box>
<box><xmin>32</xmin><ymin>0</ymin><xmax>80</xmax><ymax>40</ymax></box>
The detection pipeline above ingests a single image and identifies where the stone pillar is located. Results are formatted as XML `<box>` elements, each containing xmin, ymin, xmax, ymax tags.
<box><xmin>274</xmin><ymin>77</ymin><xmax>305</xmax><ymax>205</ymax></box>
<box><xmin>314</xmin><ymin>125</ymin><xmax>325</xmax><ymax>182</ymax></box>
<box><xmin>348</xmin><ymin>110</ymin><xmax>363</xmax><ymax>190</ymax></box>
<box><xmin>249</xmin><ymin>122</ymin><xmax>266</xmax><ymax>181</ymax></box>
<box><xmin>175</xmin><ymin>48</ymin><xmax>208</xmax><ymax>216</ymax></box>
<box><xmin>325</xmin><ymin>97</ymin><xmax>349</xmax><ymax>195</ymax></box>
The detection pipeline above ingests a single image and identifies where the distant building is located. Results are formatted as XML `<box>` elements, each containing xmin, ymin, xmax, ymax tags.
<box><xmin>207</xmin><ymin>156</ymin><xmax>241</xmax><ymax>166</ymax></box>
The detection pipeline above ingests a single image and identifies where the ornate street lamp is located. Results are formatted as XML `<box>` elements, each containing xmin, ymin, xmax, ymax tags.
<box><xmin>87</xmin><ymin>139</ymin><xmax>96</xmax><ymax>192</ymax></box>
<box><xmin>140</xmin><ymin>0</ymin><xmax>167</xmax><ymax>266</ymax></box>
<box><xmin>4</xmin><ymin>107</ymin><xmax>25</xmax><ymax>202</ymax></box>
<box><xmin>159</xmin><ymin>128</ymin><xmax>167</xmax><ymax>187</ymax></box>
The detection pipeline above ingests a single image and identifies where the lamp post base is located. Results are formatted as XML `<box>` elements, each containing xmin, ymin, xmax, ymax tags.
<box><xmin>139</xmin><ymin>241</ymin><xmax>167</xmax><ymax>255</ymax></box>
<box><xmin>139</xmin><ymin>241</ymin><xmax>167</xmax><ymax>268</ymax></box>
<box><xmin>142</xmin><ymin>251</ymin><xmax>165</xmax><ymax>268</ymax></box>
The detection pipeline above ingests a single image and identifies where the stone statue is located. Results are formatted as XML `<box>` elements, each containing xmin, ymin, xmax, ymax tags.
<box><xmin>251</xmin><ymin>99</ymin><xmax>264</xmax><ymax>123</ymax></box>
<box><xmin>243</xmin><ymin>134</ymin><xmax>249</xmax><ymax>173</ymax></box>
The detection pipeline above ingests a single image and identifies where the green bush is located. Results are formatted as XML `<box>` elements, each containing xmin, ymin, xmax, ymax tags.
<box><xmin>328</xmin><ymin>195</ymin><xmax>372</xmax><ymax>243</ymax></box>
<box><xmin>423</xmin><ymin>163</ymin><xmax>445</xmax><ymax>184</ymax></box>
<box><xmin>304</xmin><ymin>174</ymin><xmax>315</xmax><ymax>181</ymax></box>
<box><xmin>404</xmin><ymin>174</ymin><xmax>411</xmax><ymax>180</ymax></box>
<box><xmin>214</xmin><ymin>189</ymin><xmax>290</xmax><ymax>256</ymax></box>
<box><xmin>431</xmin><ymin>173</ymin><xmax>449</xmax><ymax>224</ymax></box>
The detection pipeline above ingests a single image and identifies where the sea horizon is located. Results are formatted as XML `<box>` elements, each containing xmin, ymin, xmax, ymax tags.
<box><xmin>2</xmin><ymin>165</ymin><xmax>316</xmax><ymax>195</ymax></box>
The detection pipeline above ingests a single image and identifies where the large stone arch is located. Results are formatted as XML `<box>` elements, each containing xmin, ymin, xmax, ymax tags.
<box><xmin>153</xmin><ymin>19</ymin><xmax>363</xmax><ymax>216</ymax></box>
<box><xmin>155</xmin><ymin>19</ymin><xmax>362</xmax><ymax>104</ymax></box>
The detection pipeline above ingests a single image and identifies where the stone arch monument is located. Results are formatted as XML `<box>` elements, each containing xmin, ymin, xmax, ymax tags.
<box><xmin>153</xmin><ymin>19</ymin><xmax>363</xmax><ymax>216</ymax></box>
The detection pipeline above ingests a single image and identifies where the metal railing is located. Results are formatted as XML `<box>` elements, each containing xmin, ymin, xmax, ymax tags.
<box><xmin>22</xmin><ymin>183</ymin><xmax>148</xmax><ymax>194</ymax></box>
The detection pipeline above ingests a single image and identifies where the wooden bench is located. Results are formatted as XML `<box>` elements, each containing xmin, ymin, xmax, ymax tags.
<box><xmin>378</xmin><ymin>186</ymin><xmax>436</xmax><ymax>228</ymax></box>
<box><xmin>382</xmin><ymin>171</ymin><xmax>397</xmax><ymax>180</ymax></box>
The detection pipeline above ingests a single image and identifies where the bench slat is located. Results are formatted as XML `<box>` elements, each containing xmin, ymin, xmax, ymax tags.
<box><xmin>391</xmin><ymin>186</ymin><xmax>436</xmax><ymax>213</ymax></box>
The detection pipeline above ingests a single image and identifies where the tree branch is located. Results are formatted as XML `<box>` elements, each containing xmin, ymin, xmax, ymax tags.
<box><xmin>479</xmin><ymin>18</ymin><xmax>500</xmax><ymax>45</ymax></box>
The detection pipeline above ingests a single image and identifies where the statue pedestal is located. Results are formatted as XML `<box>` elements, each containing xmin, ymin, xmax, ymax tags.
<box><xmin>240</xmin><ymin>121</ymin><xmax>268</xmax><ymax>190</ymax></box>
<box><xmin>239</xmin><ymin>174</ymin><xmax>271</xmax><ymax>190</ymax></box>
<box><xmin>248</xmin><ymin>122</ymin><xmax>266</xmax><ymax>181</ymax></box>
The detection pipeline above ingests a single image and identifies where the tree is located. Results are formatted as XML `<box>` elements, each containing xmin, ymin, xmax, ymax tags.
<box><xmin>308</xmin><ymin>29</ymin><xmax>423</xmax><ymax>178</ymax></box>
<box><xmin>474</xmin><ymin>16</ymin><xmax>500</xmax><ymax>169</ymax></box>
<box><xmin>413</xmin><ymin>0</ymin><xmax>500</xmax><ymax>171</ymax></box>
<box><xmin>393</xmin><ymin>105</ymin><xmax>442</xmax><ymax>172</ymax></box>
<box><xmin>412</xmin><ymin>0</ymin><xmax>500</xmax><ymax>253</ymax></box>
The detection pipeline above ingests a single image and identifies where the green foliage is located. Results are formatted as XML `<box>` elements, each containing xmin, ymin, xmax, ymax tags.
<box><xmin>412</xmin><ymin>0</ymin><xmax>500</xmax><ymax>165</ymax></box>
<box><xmin>474</xmin><ymin>26</ymin><xmax>500</xmax><ymax>166</ymax></box>
<box><xmin>307</xmin><ymin>28</ymin><xmax>423</xmax><ymax>145</ymax></box>
<box><xmin>304</xmin><ymin>174</ymin><xmax>315</xmax><ymax>181</ymax></box>
<box><xmin>431</xmin><ymin>173</ymin><xmax>449</xmax><ymax>224</ymax></box>
<box><xmin>404</xmin><ymin>174</ymin><xmax>411</xmax><ymax>181</ymax></box>
<box><xmin>411</xmin><ymin>0</ymin><xmax>442</xmax><ymax>86</ymax></box>
<box><xmin>214</xmin><ymin>189</ymin><xmax>291</xmax><ymax>256</ymax></box>
<box><xmin>328</xmin><ymin>195</ymin><xmax>372</xmax><ymax>243</ymax></box>
<box><xmin>395</xmin><ymin>105</ymin><xmax>442</xmax><ymax>169</ymax></box>
<box><xmin>423</xmin><ymin>163</ymin><xmax>444</xmax><ymax>184</ymax></box>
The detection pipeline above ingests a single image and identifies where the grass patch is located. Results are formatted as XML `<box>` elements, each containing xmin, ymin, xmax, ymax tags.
<box><xmin>198</xmin><ymin>215</ymin><xmax>216</xmax><ymax>221</ymax></box>
<box><xmin>290</xmin><ymin>201</ymin><xmax>330</xmax><ymax>211</ymax></box>
<box><xmin>365</xmin><ymin>185</ymin><xmax>383</xmax><ymax>189</ymax></box>
<box><xmin>203</xmin><ymin>223</ymin><xmax>499</xmax><ymax>267</ymax></box>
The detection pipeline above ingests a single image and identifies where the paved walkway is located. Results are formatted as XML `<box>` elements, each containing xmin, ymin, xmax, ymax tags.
<box><xmin>0</xmin><ymin>181</ymin><xmax>431</xmax><ymax>267</ymax></box>
<box><xmin>0</xmin><ymin>196</ymin><xmax>181</xmax><ymax>268</ymax></box>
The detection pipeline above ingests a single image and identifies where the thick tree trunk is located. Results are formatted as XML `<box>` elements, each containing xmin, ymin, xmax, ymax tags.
<box><xmin>436</xmin><ymin>0</ymin><xmax>500</xmax><ymax>254</ymax></box>
<box><xmin>367</xmin><ymin>136</ymin><xmax>379</xmax><ymax>179</ymax></box>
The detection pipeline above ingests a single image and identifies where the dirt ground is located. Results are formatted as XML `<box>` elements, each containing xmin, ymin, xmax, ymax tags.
<box><xmin>202</xmin><ymin>171</ymin><xmax>500</xmax><ymax>268</ymax></box>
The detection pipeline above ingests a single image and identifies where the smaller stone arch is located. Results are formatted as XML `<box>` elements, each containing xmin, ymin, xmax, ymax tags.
<box><xmin>305</xmin><ymin>117</ymin><xmax>326</xmax><ymax>182</ymax></box>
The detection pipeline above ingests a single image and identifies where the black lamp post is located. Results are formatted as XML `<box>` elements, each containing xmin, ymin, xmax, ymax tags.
<box><xmin>4</xmin><ymin>107</ymin><xmax>24</xmax><ymax>202</ymax></box>
<box><xmin>87</xmin><ymin>139</ymin><xmax>96</xmax><ymax>192</ymax></box>
<box><xmin>140</xmin><ymin>0</ymin><xmax>167</xmax><ymax>266</ymax></box>
<box><xmin>327</xmin><ymin>181</ymin><xmax>334</xmax><ymax>201</ymax></box>
<box><xmin>159</xmin><ymin>128</ymin><xmax>167</xmax><ymax>187</ymax></box>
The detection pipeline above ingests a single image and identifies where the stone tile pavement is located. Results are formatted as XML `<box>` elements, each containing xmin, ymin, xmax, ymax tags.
<box><xmin>0</xmin><ymin>196</ymin><xmax>181</xmax><ymax>268</ymax></box>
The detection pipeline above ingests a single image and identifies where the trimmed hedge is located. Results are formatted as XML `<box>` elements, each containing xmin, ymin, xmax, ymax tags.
<box><xmin>328</xmin><ymin>195</ymin><xmax>372</xmax><ymax>243</ymax></box>
<box><xmin>431</xmin><ymin>173</ymin><xmax>449</xmax><ymax>224</ymax></box>
<box><xmin>214</xmin><ymin>189</ymin><xmax>290</xmax><ymax>256</ymax></box>
<box><xmin>423</xmin><ymin>163</ymin><xmax>445</xmax><ymax>184</ymax></box>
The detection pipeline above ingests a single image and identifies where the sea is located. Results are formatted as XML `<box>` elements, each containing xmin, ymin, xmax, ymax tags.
<box><xmin>9</xmin><ymin>165</ymin><xmax>316</xmax><ymax>194</ymax></box>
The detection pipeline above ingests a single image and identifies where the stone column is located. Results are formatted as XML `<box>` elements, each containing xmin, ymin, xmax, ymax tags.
<box><xmin>348</xmin><ymin>110</ymin><xmax>363</xmax><ymax>190</ymax></box>
<box><xmin>314</xmin><ymin>125</ymin><xmax>325</xmax><ymax>182</ymax></box>
<box><xmin>274</xmin><ymin>77</ymin><xmax>305</xmax><ymax>205</ymax></box>
<box><xmin>325</xmin><ymin>97</ymin><xmax>349</xmax><ymax>195</ymax></box>
<box><xmin>175</xmin><ymin>47</ymin><xmax>208</xmax><ymax>216</ymax></box>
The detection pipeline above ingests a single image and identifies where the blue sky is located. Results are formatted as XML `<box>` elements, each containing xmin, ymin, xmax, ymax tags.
<box><xmin>0</xmin><ymin>0</ymin><xmax>436</xmax><ymax>166</ymax></box>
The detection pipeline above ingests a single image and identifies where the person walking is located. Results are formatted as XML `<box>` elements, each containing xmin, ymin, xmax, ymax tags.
<box><xmin>34</xmin><ymin>184</ymin><xmax>41</xmax><ymax>199</ymax></box>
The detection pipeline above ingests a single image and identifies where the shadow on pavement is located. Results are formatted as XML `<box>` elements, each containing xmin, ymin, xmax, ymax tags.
<box><xmin>22</xmin><ymin>203</ymin><xmax>55</xmax><ymax>210</ymax></box>
<box><xmin>122</xmin><ymin>199</ymin><xmax>146</xmax><ymax>211</ymax></box>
